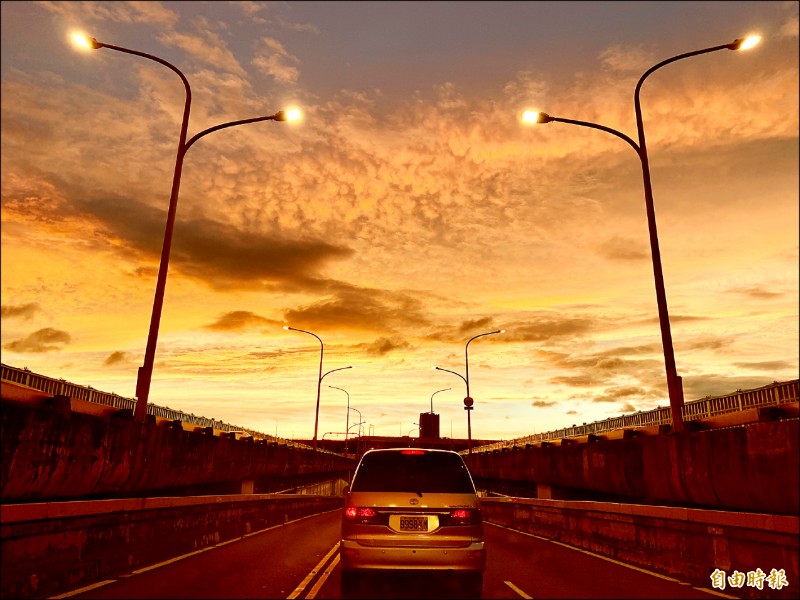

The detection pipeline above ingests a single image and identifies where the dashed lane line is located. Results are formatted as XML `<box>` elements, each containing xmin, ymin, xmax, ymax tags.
<box><xmin>487</xmin><ymin>522</ymin><xmax>738</xmax><ymax>599</ymax></box>
<box><xmin>505</xmin><ymin>579</ymin><xmax>534</xmax><ymax>598</ymax></box>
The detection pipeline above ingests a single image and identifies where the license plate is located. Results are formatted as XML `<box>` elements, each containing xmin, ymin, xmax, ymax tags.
<box><xmin>399</xmin><ymin>516</ymin><xmax>428</xmax><ymax>531</ymax></box>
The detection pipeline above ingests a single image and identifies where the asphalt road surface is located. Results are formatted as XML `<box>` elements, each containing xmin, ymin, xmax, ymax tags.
<box><xmin>63</xmin><ymin>510</ymin><xmax>735</xmax><ymax>599</ymax></box>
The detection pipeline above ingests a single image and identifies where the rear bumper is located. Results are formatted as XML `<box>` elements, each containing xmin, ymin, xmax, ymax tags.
<box><xmin>340</xmin><ymin>539</ymin><xmax>485</xmax><ymax>572</ymax></box>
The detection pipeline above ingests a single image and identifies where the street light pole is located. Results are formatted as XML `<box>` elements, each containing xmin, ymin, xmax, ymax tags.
<box><xmin>524</xmin><ymin>36</ymin><xmax>760</xmax><ymax>434</ymax></box>
<box><xmin>284</xmin><ymin>326</ymin><xmax>352</xmax><ymax>451</ymax></box>
<box><xmin>433</xmin><ymin>328</ymin><xmax>504</xmax><ymax>454</ymax></box>
<box><xmin>329</xmin><ymin>385</ymin><xmax>350</xmax><ymax>455</ymax></box>
<box><xmin>73</xmin><ymin>34</ymin><xmax>299</xmax><ymax>423</ymax></box>
<box><xmin>430</xmin><ymin>387</ymin><xmax>451</xmax><ymax>413</ymax></box>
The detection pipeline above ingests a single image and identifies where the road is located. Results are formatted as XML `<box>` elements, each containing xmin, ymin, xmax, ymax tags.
<box><xmin>62</xmin><ymin>510</ymin><xmax>735</xmax><ymax>599</ymax></box>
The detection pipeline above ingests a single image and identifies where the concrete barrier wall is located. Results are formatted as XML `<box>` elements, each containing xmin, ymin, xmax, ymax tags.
<box><xmin>1</xmin><ymin>400</ymin><xmax>355</xmax><ymax>502</ymax></box>
<box><xmin>2</xmin><ymin>494</ymin><xmax>795</xmax><ymax>600</ymax></box>
<box><xmin>0</xmin><ymin>494</ymin><xmax>342</xmax><ymax>599</ymax></box>
<box><xmin>466</xmin><ymin>418</ymin><xmax>799</xmax><ymax>515</ymax></box>
<box><xmin>480</xmin><ymin>497</ymin><xmax>799</xmax><ymax>600</ymax></box>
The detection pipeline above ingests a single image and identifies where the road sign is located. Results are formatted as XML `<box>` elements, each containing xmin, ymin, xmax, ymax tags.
<box><xmin>463</xmin><ymin>396</ymin><xmax>474</xmax><ymax>407</ymax></box>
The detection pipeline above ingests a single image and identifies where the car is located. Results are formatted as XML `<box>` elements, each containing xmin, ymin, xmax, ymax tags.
<box><xmin>339</xmin><ymin>448</ymin><xmax>485</xmax><ymax>596</ymax></box>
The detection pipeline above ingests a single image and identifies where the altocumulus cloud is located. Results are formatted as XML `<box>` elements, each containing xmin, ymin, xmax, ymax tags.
<box><xmin>205</xmin><ymin>311</ymin><xmax>282</xmax><ymax>332</ymax></box>
<box><xmin>104</xmin><ymin>351</ymin><xmax>129</xmax><ymax>366</ymax></box>
<box><xmin>3</xmin><ymin>328</ymin><xmax>71</xmax><ymax>353</ymax></box>
<box><xmin>1</xmin><ymin>303</ymin><xmax>40</xmax><ymax>320</ymax></box>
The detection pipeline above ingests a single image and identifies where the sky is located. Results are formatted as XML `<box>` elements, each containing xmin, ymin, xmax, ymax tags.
<box><xmin>1</xmin><ymin>1</ymin><xmax>798</xmax><ymax>443</ymax></box>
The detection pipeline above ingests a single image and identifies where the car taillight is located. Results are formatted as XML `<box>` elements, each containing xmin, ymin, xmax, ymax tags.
<box><xmin>444</xmin><ymin>508</ymin><xmax>482</xmax><ymax>526</ymax></box>
<box><xmin>401</xmin><ymin>449</ymin><xmax>425</xmax><ymax>455</ymax></box>
<box><xmin>344</xmin><ymin>506</ymin><xmax>380</xmax><ymax>524</ymax></box>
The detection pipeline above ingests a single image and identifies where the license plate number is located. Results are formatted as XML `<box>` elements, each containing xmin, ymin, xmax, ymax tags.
<box><xmin>399</xmin><ymin>516</ymin><xmax>427</xmax><ymax>531</ymax></box>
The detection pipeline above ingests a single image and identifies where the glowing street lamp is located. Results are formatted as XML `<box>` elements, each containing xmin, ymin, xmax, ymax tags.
<box><xmin>284</xmin><ymin>326</ymin><xmax>352</xmax><ymax>450</ymax></box>
<box><xmin>522</xmin><ymin>36</ymin><xmax>760</xmax><ymax>433</ymax></box>
<box><xmin>433</xmin><ymin>329</ymin><xmax>505</xmax><ymax>453</ymax></box>
<box><xmin>72</xmin><ymin>33</ymin><xmax>301</xmax><ymax>423</ymax></box>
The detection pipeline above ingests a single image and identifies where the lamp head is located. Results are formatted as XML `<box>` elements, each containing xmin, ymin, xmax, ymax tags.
<box><xmin>71</xmin><ymin>33</ymin><xmax>101</xmax><ymax>50</ymax></box>
<box><xmin>522</xmin><ymin>110</ymin><xmax>553</xmax><ymax>124</ymax></box>
<box><xmin>274</xmin><ymin>109</ymin><xmax>302</xmax><ymax>122</ymax></box>
<box><xmin>729</xmin><ymin>35</ymin><xmax>761</xmax><ymax>51</ymax></box>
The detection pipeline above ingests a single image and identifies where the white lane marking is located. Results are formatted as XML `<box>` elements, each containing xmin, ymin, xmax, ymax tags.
<box><xmin>504</xmin><ymin>579</ymin><xmax>534</xmax><ymax>598</ymax></box>
<box><xmin>286</xmin><ymin>541</ymin><xmax>340</xmax><ymax>599</ymax></box>
<box><xmin>306</xmin><ymin>554</ymin><xmax>340</xmax><ymax>599</ymax></box>
<box><xmin>486</xmin><ymin>521</ymin><xmax>736</xmax><ymax>597</ymax></box>
<box><xmin>692</xmin><ymin>586</ymin><xmax>740</xmax><ymax>599</ymax></box>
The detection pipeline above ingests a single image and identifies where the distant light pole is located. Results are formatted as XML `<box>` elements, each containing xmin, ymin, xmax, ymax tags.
<box><xmin>72</xmin><ymin>33</ymin><xmax>301</xmax><ymax>423</ymax></box>
<box><xmin>430</xmin><ymin>387</ymin><xmax>451</xmax><ymax>413</ymax></box>
<box><xmin>284</xmin><ymin>326</ymin><xmax>351</xmax><ymax>450</ymax></box>
<box><xmin>328</xmin><ymin>385</ymin><xmax>350</xmax><ymax>454</ymax></box>
<box><xmin>434</xmin><ymin>329</ymin><xmax>505</xmax><ymax>453</ymax></box>
<box><xmin>522</xmin><ymin>35</ymin><xmax>761</xmax><ymax>433</ymax></box>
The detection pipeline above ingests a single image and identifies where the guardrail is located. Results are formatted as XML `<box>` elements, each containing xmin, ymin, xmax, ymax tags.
<box><xmin>472</xmin><ymin>378</ymin><xmax>799</xmax><ymax>453</ymax></box>
<box><xmin>0</xmin><ymin>362</ymin><xmax>314</xmax><ymax>450</ymax></box>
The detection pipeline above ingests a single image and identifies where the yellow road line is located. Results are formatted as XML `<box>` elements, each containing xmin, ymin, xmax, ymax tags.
<box><xmin>287</xmin><ymin>541</ymin><xmax>340</xmax><ymax>599</ymax></box>
<box><xmin>49</xmin><ymin>580</ymin><xmax>116</xmax><ymax>599</ymax></box>
<box><xmin>306</xmin><ymin>554</ymin><xmax>340</xmax><ymax>599</ymax></box>
<box><xmin>505</xmin><ymin>579</ymin><xmax>534</xmax><ymax>598</ymax></box>
<box><xmin>50</xmin><ymin>512</ymin><xmax>335</xmax><ymax>599</ymax></box>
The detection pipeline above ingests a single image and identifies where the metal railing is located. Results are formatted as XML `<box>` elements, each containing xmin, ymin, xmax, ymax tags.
<box><xmin>471</xmin><ymin>378</ymin><xmax>799</xmax><ymax>453</ymax></box>
<box><xmin>0</xmin><ymin>362</ymin><xmax>317</xmax><ymax>451</ymax></box>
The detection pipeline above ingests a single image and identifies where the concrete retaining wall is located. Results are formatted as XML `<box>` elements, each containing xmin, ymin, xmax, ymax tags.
<box><xmin>480</xmin><ymin>497</ymin><xmax>799</xmax><ymax>600</ymax></box>
<box><xmin>1</xmin><ymin>399</ymin><xmax>355</xmax><ymax>502</ymax></box>
<box><xmin>466</xmin><ymin>418</ymin><xmax>799</xmax><ymax>515</ymax></box>
<box><xmin>0</xmin><ymin>494</ymin><xmax>342</xmax><ymax>599</ymax></box>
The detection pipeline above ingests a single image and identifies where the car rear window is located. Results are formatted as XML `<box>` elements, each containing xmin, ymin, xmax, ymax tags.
<box><xmin>350</xmin><ymin>451</ymin><xmax>476</xmax><ymax>494</ymax></box>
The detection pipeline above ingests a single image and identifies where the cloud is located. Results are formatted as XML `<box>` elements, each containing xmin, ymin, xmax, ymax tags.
<box><xmin>780</xmin><ymin>10</ymin><xmax>799</xmax><ymax>38</ymax></box>
<box><xmin>684</xmin><ymin>375</ymin><xmax>789</xmax><ymax>399</ymax></box>
<box><xmin>284</xmin><ymin>284</ymin><xmax>431</xmax><ymax>333</ymax></box>
<box><xmin>104</xmin><ymin>351</ymin><xmax>129</xmax><ymax>366</ymax></box>
<box><xmin>732</xmin><ymin>360</ymin><xmax>795</xmax><ymax>371</ymax></box>
<box><xmin>532</xmin><ymin>399</ymin><xmax>557</xmax><ymax>408</ymax></box>
<box><xmin>591</xmin><ymin>385</ymin><xmax>660</xmax><ymax>404</ymax></box>
<box><xmin>38</xmin><ymin>0</ymin><xmax>179</xmax><ymax>26</ymax></box>
<box><xmin>252</xmin><ymin>37</ymin><xmax>301</xmax><ymax>83</ymax></box>
<box><xmin>597</xmin><ymin>236</ymin><xmax>649</xmax><ymax>261</ymax></box>
<box><xmin>357</xmin><ymin>336</ymin><xmax>414</xmax><ymax>357</ymax></box>
<box><xmin>729</xmin><ymin>286</ymin><xmax>785</xmax><ymax>300</ymax></box>
<box><xmin>205</xmin><ymin>311</ymin><xmax>282</xmax><ymax>332</ymax></box>
<box><xmin>61</xmin><ymin>194</ymin><xmax>355</xmax><ymax>292</ymax></box>
<box><xmin>158</xmin><ymin>20</ymin><xmax>246</xmax><ymax>74</ymax></box>
<box><xmin>1</xmin><ymin>303</ymin><xmax>40</xmax><ymax>320</ymax></box>
<box><xmin>598</xmin><ymin>44</ymin><xmax>655</xmax><ymax>73</ymax></box>
<box><xmin>3</xmin><ymin>328</ymin><xmax>71</xmax><ymax>353</ymax></box>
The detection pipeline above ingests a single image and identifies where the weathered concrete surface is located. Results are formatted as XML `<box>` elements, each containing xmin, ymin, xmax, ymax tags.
<box><xmin>1</xmin><ymin>399</ymin><xmax>355</xmax><ymax>502</ymax></box>
<box><xmin>0</xmin><ymin>494</ymin><xmax>342</xmax><ymax>599</ymax></box>
<box><xmin>466</xmin><ymin>418</ymin><xmax>799</xmax><ymax>515</ymax></box>
<box><xmin>480</xmin><ymin>497</ymin><xmax>798</xmax><ymax>600</ymax></box>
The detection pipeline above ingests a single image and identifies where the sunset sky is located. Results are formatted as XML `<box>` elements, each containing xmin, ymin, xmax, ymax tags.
<box><xmin>2</xmin><ymin>1</ymin><xmax>798</xmax><ymax>442</ymax></box>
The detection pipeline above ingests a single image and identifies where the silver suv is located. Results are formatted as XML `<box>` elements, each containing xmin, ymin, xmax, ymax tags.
<box><xmin>340</xmin><ymin>448</ymin><xmax>485</xmax><ymax>596</ymax></box>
